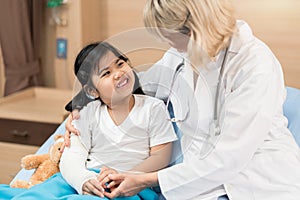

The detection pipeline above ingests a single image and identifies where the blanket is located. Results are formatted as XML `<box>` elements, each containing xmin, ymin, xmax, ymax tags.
<box><xmin>0</xmin><ymin>169</ymin><xmax>158</xmax><ymax>200</ymax></box>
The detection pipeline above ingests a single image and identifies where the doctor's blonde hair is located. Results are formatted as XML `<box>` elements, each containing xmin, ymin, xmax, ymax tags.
<box><xmin>143</xmin><ymin>0</ymin><xmax>236</xmax><ymax>68</ymax></box>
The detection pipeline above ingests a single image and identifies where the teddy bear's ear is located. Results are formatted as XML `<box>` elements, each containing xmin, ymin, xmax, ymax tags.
<box><xmin>54</xmin><ymin>134</ymin><xmax>64</xmax><ymax>141</ymax></box>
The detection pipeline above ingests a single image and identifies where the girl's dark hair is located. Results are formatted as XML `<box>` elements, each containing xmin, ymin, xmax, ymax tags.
<box><xmin>65</xmin><ymin>41</ymin><xmax>144</xmax><ymax>112</ymax></box>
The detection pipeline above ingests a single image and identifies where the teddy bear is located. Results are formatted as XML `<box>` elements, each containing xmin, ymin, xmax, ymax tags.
<box><xmin>10</xmin><ymin>134</ymin><xmax>64</xmax><ymax>189</ymax></box>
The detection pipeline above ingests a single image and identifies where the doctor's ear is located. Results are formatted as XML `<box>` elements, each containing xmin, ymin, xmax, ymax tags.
<box><xmin>83</xmin><ymin>85</ymin><xmax>99</xmax><ymax>100</ymax></box>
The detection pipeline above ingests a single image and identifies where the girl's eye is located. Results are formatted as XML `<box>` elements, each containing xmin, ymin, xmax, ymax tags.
<box><xmin>117</xmin><ymin>61</ymin><xmax>125</xmax><ymax>67</ymax></box>
<box><xmin>101</xmin><ymin>71</ymin><xmax>110</xmax><ymax>77</ymax></box>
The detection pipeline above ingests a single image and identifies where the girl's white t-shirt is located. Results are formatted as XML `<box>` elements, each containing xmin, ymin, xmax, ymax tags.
<box><xmin>60</xmin><ymin>94</ymin><xmax>177</xmax><ymax>194</ymax></box>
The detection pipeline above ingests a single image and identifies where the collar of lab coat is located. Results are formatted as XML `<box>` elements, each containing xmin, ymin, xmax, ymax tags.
<box><xmin>230</xmin><ymin>20</ymin><xmax>254</xmax><ymax>54</ymax></box>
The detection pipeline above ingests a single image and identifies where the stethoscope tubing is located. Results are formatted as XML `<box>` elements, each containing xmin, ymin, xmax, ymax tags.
<box><xmin>167</xmin><ymin>39</ymin><xmax>231</xmax><ymax>134</ymax></box>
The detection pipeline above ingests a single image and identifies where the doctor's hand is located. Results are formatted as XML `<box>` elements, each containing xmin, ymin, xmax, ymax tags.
<box><xmin>98</xmin><ymin>166</ymin><xmax>118</xmax><ymax>190</ymax></box>
<box><xmin>82</xmin><ymin>178</ymin><xmax>105</xmax><ymax>198</ymax></box>
<box><xmin>104</xmin><ymin>173</ymin><xmax>154</xmax><ymax>199</ymax></box>
<box><xmin>60</xmin><ymin>112</ymin><xmax>80</xmax><ymax>152</ymax></box>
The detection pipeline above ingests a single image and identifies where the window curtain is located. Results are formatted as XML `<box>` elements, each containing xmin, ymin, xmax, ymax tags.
<box><xmin>0</xmin><ymin>0</ymin><xmax>44</xmax><ymax>96</ymax></box>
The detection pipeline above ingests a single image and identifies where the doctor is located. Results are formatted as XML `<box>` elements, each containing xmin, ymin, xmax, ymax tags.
<box><xmin>65</xmin><ymin>0</ymin><xmax>300</xmax><ymax>199</ymax></box>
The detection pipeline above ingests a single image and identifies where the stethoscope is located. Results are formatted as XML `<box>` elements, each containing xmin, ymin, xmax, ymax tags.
<box><xmin>165</xmin><ymin>59</ymin><xmax>185</xmax><ymax>123</ymax></box>
<box><xmin>166</xmin><ymin>44</ymin><xmax>230</xmax><ymax>158</ymax></box>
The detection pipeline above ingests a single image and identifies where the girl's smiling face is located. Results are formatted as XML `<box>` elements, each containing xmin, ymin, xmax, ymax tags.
<box><xmin>92</xmin><ymin>51</ymin><xmax>134</xmax><ymax>106</ymax></box>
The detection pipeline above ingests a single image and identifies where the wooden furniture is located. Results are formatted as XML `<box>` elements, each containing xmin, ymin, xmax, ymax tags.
<box><xmin>0</xmin><ymin>142</ymin><xmax>39</xmax><ymax>184</ymax></box>
<box><xmin>0</xmin><ymin>44</ymin><xmax>5</xmax><ymax>97</ymax></box>
<box><xmin>0</xmin><ymin>87</ymin><xmax>72</xmax><ymax>146</ymax></box>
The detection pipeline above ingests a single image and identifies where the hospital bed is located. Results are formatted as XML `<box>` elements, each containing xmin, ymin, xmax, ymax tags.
<box><xmin>11</xmin><ymin>87</ymin><xmax>300</xmax><ymax>186</ymax></box>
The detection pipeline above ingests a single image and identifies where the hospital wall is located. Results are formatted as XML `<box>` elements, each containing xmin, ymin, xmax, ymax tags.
<box><xmin>43</xmin><ymin>0</ymin><xmax>300</xmax><ymax>89</ymax></box>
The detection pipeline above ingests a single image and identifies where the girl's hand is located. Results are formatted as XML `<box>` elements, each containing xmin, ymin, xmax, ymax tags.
<box><xmin>60</xmin><ymin>112</ymin><xmax>80</xmax><ymax>152</ymax></box>
<box><xmin>82</xmin><ymin>178</ymin><xmax>105</xmax><ymax>198</ymax></box>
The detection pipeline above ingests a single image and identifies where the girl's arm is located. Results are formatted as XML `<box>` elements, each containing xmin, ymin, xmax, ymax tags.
<box><xmin>130</xmin><ymin>142</ymin><xmax>173</xmax><ymax>172</ymax></box>
<box><xmin>127</xmin><ymin>99</ymin><xmax>177</xmax><ymax>172</ymax></box>
<box><xmin>59</xmin><ymin>134</ymin><xmax>103</xmax><ymax>195</ymax></box>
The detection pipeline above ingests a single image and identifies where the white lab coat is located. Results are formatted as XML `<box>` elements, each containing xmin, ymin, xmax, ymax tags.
<box><xmin>139</xmin><ymin>21</ymin><xmax>300</xmax><ymax>200</ymax></box>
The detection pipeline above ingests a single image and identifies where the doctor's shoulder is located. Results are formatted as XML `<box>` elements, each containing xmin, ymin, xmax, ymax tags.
<box><xmin>134</xmin><ymin>94</ymin><xmax>167</xmax><ymax>113</ymax></box>
<box><xmin>158</xmin><ymin>47</ymin><xmax>186</xmax><ymax>69</ymax></box>
<box><xmin>228</xmin><ymin>41</ymin><xmax>280</xmax><ymax>85</ymax></box>
<box><xmin>223</xmin><ymin>42</ymin><xmax>282</xmax><ymax>97</ymax></box>
<box><xmin>237</xmin><ymin>38</ymin><xmax>280</xmax><ymax>71</ymax></box>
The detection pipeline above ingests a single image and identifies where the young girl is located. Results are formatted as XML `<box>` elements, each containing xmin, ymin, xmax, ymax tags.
<box><xmin>0</xmin><ymin>42</ymin><xmax>177</xmax><ymax>200</ymax></box>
